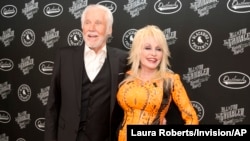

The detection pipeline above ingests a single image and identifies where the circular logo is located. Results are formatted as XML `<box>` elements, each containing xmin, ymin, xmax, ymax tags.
<box><xmin>67</xmin><ymin>29</ymin><xmax>83</xmax><ymax>46</ymax></box>
<box><xmin>39</xmin><ymin>61</ymin><xmax>54</xmax><ymax>75</ymax></box>
<box><xmin>189</xmin><ymin>29</ymin><xmax>212</xmax><ymax>52</ymax></box>
<box><xmin>154</xmin><ymin>0</ymin><xmax>182</xmax><ymax>14</ymax></box>
<box><xmin>43</xmin><ymin>3</ymin><xmax>63</xmax><ymax>17</ymax></box>
<box><xmin>218</xmin><ymin>71</ymin><xmax>250</xmax><ymax>89</ymax></box>
<box><xmin>21</xmin><ymin>29</ymin><xmax>35</xmax><ymax>47</ymax></box>
<box><xmin>191</xmin><ymin>101</ymin><xmax>204</xmax><ymax>121</ymax></box>
<box><xmin>0</xmin><ymin>110</ymin><xmax>11</xmax><ymax>123</ymax></box>
<box><xmin>1</xmin><ymin>5</ymin><xmax>17</xmax><ymax>18</ymax></box>
<box><xmin>18</xmin><ymin>84</ymin><xmax>31</xmax><ymax>102</ymax></box>
<box><xmin>16</xmin><ymin>138</ymin><xmax>26</xmax><ymax>141</ymax></box>
<box><xmin>122</xmin><ymin>29</ymin><xmax>137</xmax><ymax>49</ymax></box>
<box><xmin>98</xmin><ymin>1</ymin><xmax>117</xmax><ymax>13</ymax></box>
<box><xmin>35</xmin><ymin>117</ymin><xmax>45</xmax><ymax>131</ymax></box>
<box><xmin>0</xmin><ymin>58</ymin><xmax>14</xmax><ymax>71</ymax></box>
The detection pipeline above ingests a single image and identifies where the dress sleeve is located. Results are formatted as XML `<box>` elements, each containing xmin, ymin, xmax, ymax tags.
<box><xmin>171</xmin><ymin>73</ymin><xmax>199</xmax><ymax>125</ymax></box>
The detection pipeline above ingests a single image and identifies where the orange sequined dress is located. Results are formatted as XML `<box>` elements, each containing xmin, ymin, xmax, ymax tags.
<box><xmin>116</xmin><ymin>71</ymin><xmax>199</xmax><ymax>141</ymax></box>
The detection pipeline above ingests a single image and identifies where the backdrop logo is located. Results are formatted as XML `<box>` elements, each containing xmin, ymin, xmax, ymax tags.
<box><xmin>122</xmin><ymin>29</ymin><xmax>137</xmax><ymax>49</ymax></box>
<box><xmin>18</xmin><ymin>84</ymin><xmax>32</xmax><ymax>102</ymax></box>
<box><xmin>218</xmin><ymin>71</ymin><xmax>250</xmax><ymax>89</ymax></box>
<box><xmin>183</xmin><ymin>64</ymin><xmax>211</xmax><ymax>89</ymax></box>
<box><xmin>0</xmin><ymin>81</ymin><xmax>11</xmax><ymax>100</ymax></box>
<box><xmin>124</xmin><ymin>0</ymin><xmax>148</xmax><ymax>18</ymax></box>
<box><xmin>15</xmin><ymin>111</ymin><xmax>31</xmax><ymax>129</ymax></box>
<box><xmin>191</xmin><ymin>101</ymin><xmax>204</xmax><ymax>121</ymax></box>
<box><xmin>69</xmin><ymin>0</ymin><xmax>88</xmax><ymax>19</ymax></box>
<box><xmin>190</xmin><ymin>0</ymin><xmax>219</xmax><ymax>17</ymax></box>
<box><xmin>43</xmin><ymin>3</ymin><xmax>63</xmax><ymax>17</ymax></box>
<box><xmin>215</xmin><ymin>104</ymin><xmax>246</xmax><ymax>125</ymax></box>
<box><xmin>154</xmin><ymin>0</ymin><xmax>182</xmax><ymax>14</ymax></box>
<box><xmin>42</xmin><ymin>28</ymin><xmax>60</xmax><ymax>48</ymax></box>
<box><xmin>39</xmin><ymin>61</ymin><xmax>53</xmax><ymax>75</ymax></box>
<box><xmin>16</xmin><ymin>138</ymin><xmax>26</xmax><ymax>141</ymax></box>
<box><xmin>227</xmin><ymin>0</ymin><xmax>250</xmax><ymax>13</ymax></box>
<box><xmin>18</xmin><ymin>56</ymin><xmax>34</xmax><ymax>75</ymax></box>
<box><xmin>223</xmin><ymin>28</ymin><xmax>250</xmax><ymax>55</ymax></box>
<box><xmin>21</xmin><ymin>29</ymin><xmax>35</xmax><ymax>47</ymax></box>
<box><xmin>0</xmin><ymin>28</ymin><xmax>15</xmax><ymax>47</ymax></box>
<box><xmin>22</xmin><ymin>0</ymin><xmax>39</xmax><ymax>20</ymax></box>
<box><xmin>0</xmin><ymin>110</ymin><xmax>11</xmax><ymax>123</ymax></box>
<box><xmin>35</xmin><ymin>117</ymin><xmax>45</xmax><ymax>131</ymax></box>
<box><xmin>67</xmin><ymin>29</ymin><xmax>83</xmax><ymax>46</ymax></box>
<box><xmin>37</xmin><ymin>86</ymin><xmax>50</xmax><ymax>106</ymax></box>
<box><xmin>163</xmin><ymin>28</ymin><xmax>177</xmax><ymax>45</ymax></box>
<box><xmin>98</xmin><ymin>1</ymin><xmax>117</xmax><ymax>13</ymax></box>
<box><xmin>0</xmin><ymin>58</ymin><xmax>14</xmax><ymax>71</ymax></box>
<box><xmin>189</xmin><ymin>29</ymin><xmax>212</xmax><ymax>52</ymax></box>
<box><xmin>0</xmin><ymin>133</ymin><xmax>9</xmax><ymax>141</ymax></box>
<box><xmin>1</xmin><ymin>5</ymin><xmax>17</xmax><ymax>18</ymax></box>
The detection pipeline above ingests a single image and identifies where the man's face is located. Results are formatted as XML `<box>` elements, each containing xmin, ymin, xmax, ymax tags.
<box><xmin>82</xmin><ymin>8</ymin><xmax>110</xmax><ymax>51</ymax></box>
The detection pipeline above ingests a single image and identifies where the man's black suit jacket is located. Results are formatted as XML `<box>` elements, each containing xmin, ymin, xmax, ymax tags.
<box><xmin>44</xmin><ymin>45</ymin><xmax>128</xmax><ymax>141</ymax></box>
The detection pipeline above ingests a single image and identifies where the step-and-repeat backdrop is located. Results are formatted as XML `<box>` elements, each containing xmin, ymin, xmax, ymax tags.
<box><xmin>1</xmin><ymin>0</ymin><xmax>250</xmax><ymax>140</ymax></box>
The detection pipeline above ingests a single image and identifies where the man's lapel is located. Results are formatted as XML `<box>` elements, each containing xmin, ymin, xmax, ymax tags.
<box><xmin>72</xmin><ymin>46</ymin><xmax>84</xmax><ymax>110</ymax></box>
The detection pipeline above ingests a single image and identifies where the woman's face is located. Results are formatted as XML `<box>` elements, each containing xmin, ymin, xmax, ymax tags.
<box><xmin>140</xmin><ymin>37</ymin><xmax>163</xmax><ymax>72</ymax></box>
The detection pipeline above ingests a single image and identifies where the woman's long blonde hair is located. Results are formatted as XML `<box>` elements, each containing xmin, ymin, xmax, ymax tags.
<box><xmin>121</xmin><ymin>25</ymin><xmax>173</xmax><ymax>87</ymax></box>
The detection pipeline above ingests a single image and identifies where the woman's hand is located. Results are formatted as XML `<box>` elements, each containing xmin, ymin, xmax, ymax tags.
<box><xmin>161</xmin><ymin>118</ymin><xmax>167</xmax><ymax>125</ymax></box>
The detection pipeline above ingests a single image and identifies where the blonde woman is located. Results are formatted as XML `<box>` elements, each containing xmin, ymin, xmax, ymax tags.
<box><xmin>116</xmin><ymin>25</ymin><xmax>199</xmax><ymax>141</ymax></box>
